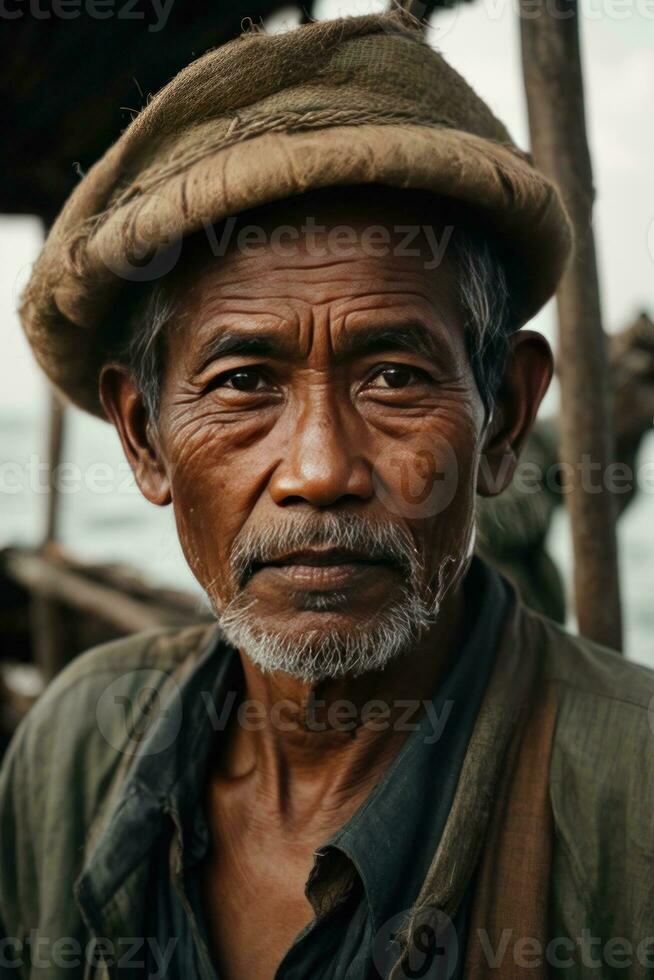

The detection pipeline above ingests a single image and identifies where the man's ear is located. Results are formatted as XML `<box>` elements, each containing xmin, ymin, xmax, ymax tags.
<box><xmin>99</xmin><ymin>364</ymin><xmax>171</xmax><ymax>506</ymax></box>
<box><xmin>477</xmin><ymin>330</ymin><xmax>553</xmax><ymax>497</ymax></box>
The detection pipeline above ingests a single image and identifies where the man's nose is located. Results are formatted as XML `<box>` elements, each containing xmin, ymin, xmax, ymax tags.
<box><xmin>269</xmin><ymin>402</ymin><xmax>374</xmax><ymax>508</ymax></box>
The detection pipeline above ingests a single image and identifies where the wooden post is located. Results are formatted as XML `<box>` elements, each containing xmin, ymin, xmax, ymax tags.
<box><xmin>31</xmin><ymin>391</ymin><xmax>69</xmax><ymax>681</ymax></box>
<box><xmin>44</xmin><ymin>392</ymin><xmax>65</xmax><ymax>544</ymax></box>
<box><xmin>520</xmin><ymin>1</ymin><xmax>622</xmax><ymax>650</ymax></box>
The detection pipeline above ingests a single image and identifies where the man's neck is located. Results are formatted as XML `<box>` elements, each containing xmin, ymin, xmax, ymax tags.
<box><xmin>208</xmin><ymin>583</ymin><xmax>466</xmax><ymax>837</ymax></box>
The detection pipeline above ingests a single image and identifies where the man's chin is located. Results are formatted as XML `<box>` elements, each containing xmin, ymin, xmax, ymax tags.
<box><xmin>222</xmin><ymin>587</ymin><xmax>403</xmax><ymax>635</ymax></box>
<box><xmin>217</xmin><ymin>589</ymin><xmax>437</xmax><ymax>682</ymax></box>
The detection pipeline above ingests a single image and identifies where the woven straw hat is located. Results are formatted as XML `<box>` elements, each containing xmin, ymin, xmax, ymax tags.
<box><xmin>19</xmin><ymin>10</ymin><xmax>572</xmax><ymax>418</ymax></box>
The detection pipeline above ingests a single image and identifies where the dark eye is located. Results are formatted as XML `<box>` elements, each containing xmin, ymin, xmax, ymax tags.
<box><xmin>369</xmin><ymin>366</ymin><xmax>426</xmax><ymax>390</ymax></box>
<box><xmin>222</xmin><ymin>369</ymin><xmax>265</xmax><ymax>392</ymax></box>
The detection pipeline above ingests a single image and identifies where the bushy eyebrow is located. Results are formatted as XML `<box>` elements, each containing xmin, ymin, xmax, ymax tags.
<box><xmin>335</xmin><ymin>323</ymin><xmax>446</xmax><ymax>362</ymax></box>
<box><xmin>191</xmin><ymin>321</ymin><xmax>448</xmax><ymax>374</ymax></box>
<box><xmin>192</xmin><ymin>330</ymin><xmax>295</xmax><ymax>374</ymax></box>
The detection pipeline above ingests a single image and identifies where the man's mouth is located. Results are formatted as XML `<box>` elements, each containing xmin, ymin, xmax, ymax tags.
<box><xmin>250</xmin><ymin>548</ymin><xmax>397</xmax><ymax>590</ymax></box>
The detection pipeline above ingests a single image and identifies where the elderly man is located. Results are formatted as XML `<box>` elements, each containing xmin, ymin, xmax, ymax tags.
<box><xmin>1</xmin><ymin>11</ymin><xmax>653</xmax><ymax>980</ymax></box>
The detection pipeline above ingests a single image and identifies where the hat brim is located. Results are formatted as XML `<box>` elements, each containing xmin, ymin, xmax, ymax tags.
<box><xmin>23</xmin><ymin>122</ymin><xmax>572</xmax><ymax>418</ymax></box>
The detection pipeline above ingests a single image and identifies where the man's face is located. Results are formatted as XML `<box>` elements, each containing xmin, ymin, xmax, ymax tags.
<box><xmin>137</xmin><ymin>193</ymin><xmax>489</xmax><ymax>679</ymax></box>
<box><xmin>107</xmin><ymin>188</ymin><xmax>551</xmax><ymax>680</ymax></box>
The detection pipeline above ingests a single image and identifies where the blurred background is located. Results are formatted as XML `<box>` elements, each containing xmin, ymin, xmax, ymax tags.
<box><xmin>1</xmin><ymin>0</ymin><xmax>653</xmax><ymax>735</ymax></box>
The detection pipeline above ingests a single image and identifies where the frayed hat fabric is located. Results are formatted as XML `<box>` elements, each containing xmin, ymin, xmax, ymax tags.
<box><xmin>19</xmin><ymin>10</ymin><xmax>572</xmax><ymax>418</ymax></box>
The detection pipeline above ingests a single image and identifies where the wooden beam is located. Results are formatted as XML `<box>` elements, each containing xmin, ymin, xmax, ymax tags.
<box><xmin>6</xmin><ymin>550</ymin><xmax>193</xmax><ymax>638</ymax></box>
<box><xmin>519</xmin><ymin>1</ymin><xmax>622</xmax><ymax>649</ymax></box>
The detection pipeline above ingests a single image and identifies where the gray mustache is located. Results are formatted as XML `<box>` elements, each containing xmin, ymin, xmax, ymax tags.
<box><xmin>229</xmin><ymin>513</ymin><xmax>423</xmax><ymax>587</ymax></box>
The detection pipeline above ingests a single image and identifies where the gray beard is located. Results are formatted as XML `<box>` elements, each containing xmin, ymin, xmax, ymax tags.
<box><xmin>217</xmin><ymin>586</ymin><xmax>440</xmax><ymax>683</ymax></box>
<box><xmin>211</xmin><ymin>512</ymin><xmax>476</xmax><ymax>683</ymax></box>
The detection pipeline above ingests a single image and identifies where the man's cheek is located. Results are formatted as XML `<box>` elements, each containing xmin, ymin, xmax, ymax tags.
<box><xmin>168</xmin><ymin>468</ymin><xmax>232</xmax><ymax>592</ymax></box>
<box><xmin>173</xmin><ymin>501</ymin><xmax>225</xmax><ymax>590</ymax></box>
<box><xmin>166</xmin><ymin>428</ymin><xmax>233</xmax><ymax>507</ymax></box>
<box><xmin>166</xmin><ymin>443</ymin><xmax>264</xmax><ymax>601</ymax></box>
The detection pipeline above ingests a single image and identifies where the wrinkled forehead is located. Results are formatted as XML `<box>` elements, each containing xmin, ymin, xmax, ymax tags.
<box><xmin>151</xmin><ymin>187</ymin><xmax>475</xmax><ymax>380</ymax></box>
<box><xmin>167</xmin><ymin>184</ymin><xmax>473</xmax><ymax>299</ymax></box>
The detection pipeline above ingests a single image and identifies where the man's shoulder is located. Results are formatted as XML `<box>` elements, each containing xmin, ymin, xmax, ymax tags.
<box><xmin>506</xmin><ymin>599</ymin><xmax>654</xmax><ymax>800</ymax></box>
<box><xmin>525</xmin><ymin>606</ymin><xmax>654</xmax><ymax>779</ymax></box>
<box><xmin>536</xmin><ymin>609</ymin><xmax>654</xmax><ymax>710</ymax></box>
<box><xmin>522</xmin><ymin>607</ymin><xmax>654</xmax><ymax>924</ymax></box>
<box><xmin>0</xmin><ymin>623</ymin><xmax>218</xmax><ymax>936</ymax></box>
<box><xmin>45</xmin><ymin>620</ymin><xmax>217</xmax><ymax>694</ymax></box>
<box><xmin>3</xmin><ymin>621</ymin><xmax>218</xmax><ymax>771</ymax></box>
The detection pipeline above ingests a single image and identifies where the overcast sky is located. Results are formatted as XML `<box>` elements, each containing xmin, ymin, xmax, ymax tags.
<box><xmin>1</xmin><ymin>1</ymin><xmax>652</xmax><ymax>415</ymax></box>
